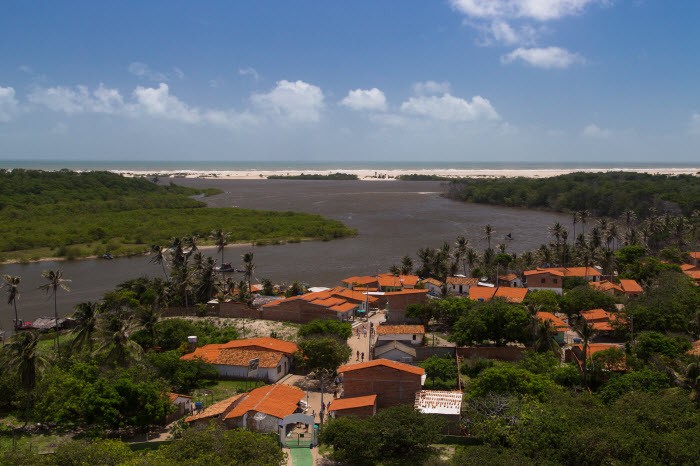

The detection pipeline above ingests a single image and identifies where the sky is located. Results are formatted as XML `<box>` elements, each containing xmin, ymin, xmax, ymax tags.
<box><xmin>1</xmin><ymin>1</ymin><xmax>699</xmax><ymax>164</ymax></box>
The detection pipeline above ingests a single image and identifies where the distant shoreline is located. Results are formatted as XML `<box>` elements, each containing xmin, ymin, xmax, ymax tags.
<box><xmin>112</xmin><ymin>167</ymin><xmax>700</xmax><ymax>180</ymax></box>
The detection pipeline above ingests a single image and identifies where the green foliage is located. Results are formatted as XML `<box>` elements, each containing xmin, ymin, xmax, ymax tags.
<box><xmin>558</xmin><ymin>285</ymin><xmax>616</xmax><ymax>318</ymax></box>
<box><xmin>445</xmin><ymin>172</ymin><xmax>700</xmax><ymax>218</ymax></box>
<box><xmin>434</xmin><ymin>297</ymin><xmax>476</xmax><ymax>326</ymax></box>
<box><xmin>452</xmin><ymin>300</ymin><xmax>530</xmax><ymax>346</ymax></box>
<box><xmin>297</xmin><ymin>319</ymin><xmax>352</xmax><ymax>340</ymax></box>
<box><xmin>619</xmin><ymin>257</ymin><xmax>683</xmax><ymax>283</ymax></box>
<box><xmin>132</xmin><ymin>319</ymin><xmax>239</xmax><ymax>351</ymax></box>
<box><xmin>267</xmin><ymin>172</ymin><xmax>358</xmax><ymax>180</ymax></box>
<box><xmin>295</xmin><ymin>336</ymin><xmax>351</xmax><ymax>379</ymax></box>
<box><xmin>460</xmin><ymin>358</ymin><xmax>496</xmax><ymax>378</ymax></box>
<box><xmin>597</xmin><ymin>369</ymin><xmax>671</xmax><ymax>403</ymax></box>
<box><xmin>320</xmin><ymin>404</ymin><xmax>445</xmax><ymax>464</ymax></box>
<box><xmin>147</xmin><ymin>350</ymin><xmax>219</xmax><ymax>393</ymax></box>
<box><xmin>633</xmin><ymin>332</ymin><xmax>692</xmax><ymax>360</ymax></box>
<box><xmin>284</xmin><ymin>281</ymin><xmax>305</xmax><ymax>298</ymax></box>
<box><xmin>0</xmin><ymin>170</ymin><xmax>355</xmax><ymax>256</ymax></box>
<box><xmin>522</xmin><ymin>289</ymin><xmax>559</xmax><ymax>314</ymax></box>
<box><xmin>51</xmin><ymin>438</ymin><xmax>135</xmax><ymax>466</ymax></box>
<box><xmin>421</xmin><ymin>355</ymin><xmax>458</xmax><ymax>389</ymax></box>
<box><xmin>562</xmin><ymin>276</ymin><xmax>587</xmax><ymax>291</ymax></box>
<box><xmin>622</xmin><ymin>271</ymin><xmax>700</xmax><ymax>335</ymax></box>
<box><xmin>468</xmin><ymin>365</ymin><xmax>557</xmax><ymax>401</ymax></box>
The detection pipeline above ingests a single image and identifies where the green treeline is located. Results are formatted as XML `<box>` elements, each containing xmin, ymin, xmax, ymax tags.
<box><xmin>445</xmin><ymin>172</ymin><xmax>700</xmax><ymax>218</ymax></box>
<box><xmin>0</xmin><ymin>170</ymin><xmax>356</xmax><ymax>259</ymax></box>
<box><xmin>267</xmin><ymin>172</ymin><xmax>359</xmax><ymax>180</ymax></box>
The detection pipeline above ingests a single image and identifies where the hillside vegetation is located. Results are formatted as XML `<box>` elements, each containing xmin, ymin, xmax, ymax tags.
<box><xmin>0</xmin><ymin>170</ymin><xmax>356</xmax><ymax>261</ymax></box>
<box><xmin>445</xmin><ymin>172</ymin><xmax>699</xmax><ymax>219</ymax></box>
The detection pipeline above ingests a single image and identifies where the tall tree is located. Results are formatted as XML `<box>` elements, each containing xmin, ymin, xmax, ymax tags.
<box><xmin>149</xmin><ymin>245</ymin><xmax>169</xmax><ymax>280</ymax></box>
<box><xmin>295</xmin><ymin>336</ymin><xmax>351</xmax><ymax>413</ymax></box>
<box><xmin>95</xmin><ymin>314</ymin><xmax>143</xmax><ymax>367</ymax></box>
<box><xmin>209</xmin><ymin>229</ymin><xmax>231</xmax><ymax>265</ymax></box>
<box><xmin>242</xmin><ymin>251</ymin><xmax>256</xmax><ymax>293</ymax></box>
<box><xmin>3</xmin><ymin>274</ymin><xmax>21</xmax><ymax>330</ymax></box>
<box><xmin>70</xmin><ymin>301</ymin><xmax>100</xmax><ymax>352</ymax></box>
<box><xmin>39</xmin><ymin>269</ymin><xmax>70</xmax><ymax>356</ymax></box>
<box><xmin>400</xmin><ymin>255</ymin><xmax>414</xmax><ymax>275</ymax></box>
<box><xmin>575</xmin><ymin>321</ymin><xmax>598</xmax><ymax>388</ymax></box>
<box><xmin>4</xmin><ymin>331</ymin><xmax>48</xmax><ymax>425</ymax></box>
<box><xmin>483</xmin><ymin>224</ymin><xmax>494</xmax><ymax>249</ymax></box>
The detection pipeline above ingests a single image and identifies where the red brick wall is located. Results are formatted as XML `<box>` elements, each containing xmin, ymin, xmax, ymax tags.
<box><xmin>343</xmin><ymin>366</ymin><xmax>422</xmax><ymax>409</ymax></box>
<box><xmin>456</xmin><ymin>346</ymin><xmax>531</xmax><ymax>362</ymax></box>
<box><xmin>385</xmin><ymin>293</ymin><xmax>427</xmax><ymax>324</ymax></box>
<box><xmin>334</xmin><ymin>404</ymin><xmax>376</xmax><ymax>419</ymax></box>
<box><xmin>262</xmin><ymin>299</ymin><xmax>342</xmax><ymax>324</ymax></box>
<box><xmin>525</xmin><ymin>273</ymin><xmax>562</xmax><ymax>289</ymax></box>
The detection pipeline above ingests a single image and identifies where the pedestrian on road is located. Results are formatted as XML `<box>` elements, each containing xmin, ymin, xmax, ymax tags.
<box><xmin>356</xmin><ymin>350</ymin><xmax>359</xmax><ymax>360</ymax></box>
<box><xmin>327</xmin><ymin>400</ymin><xmax>331</xmax><ymax>411</ymax></box>
<box><xmin>361</xmin><ymin>352</ymin><xmax>364</xmax><ymax>362</ymax></box>
<box><xmin>364</xmin><ymin>327</ymin><xmax>367</xmax><ymax>337</ymax></box>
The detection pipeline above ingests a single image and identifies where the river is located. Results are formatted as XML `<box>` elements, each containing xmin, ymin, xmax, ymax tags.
<box><xmin>0</xmin><ymin>179</ymin><xmax>570</xmax><ymax>331</ymax></box>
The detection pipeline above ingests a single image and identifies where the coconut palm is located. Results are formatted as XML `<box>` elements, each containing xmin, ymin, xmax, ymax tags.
<box><xmin>575</xmin><ymin>233</ymin><xmax>587</xmax><ymax>251</ymax></box>
<box><xmin>579</xmin><ymin>210</ymin><xmax>590</xmax><ymax>236</ymax></box>
<box><xmin>621</xmin><ymin>209</ymin><xmax>637</xmax><ymax>230</ymax></box>
<box><xmin>210</xmin><ymin>229</ymin><xmax>231</xmax><ymax>265</ymax></box>
<box><xmin>606</xmin><ymin>223</ymin><xmax>619</xmax><ymax>251</ymax></box>
<box><xmin>455</xmin><ymin>236</ymin><xmax>469</xmax><ymax>274</ymax></box>
<box><xmin>95</xmin><ymin>315</ymin><xmax>143</xmax><ymax>367</ymax></box>
<box><xmin>149</xmin><ymin>245</ymin><xmax>169</xmax><ymax>280</ymax></box>
<box><xmin>549</xmin><ymin>222</ymin><xmax>566</xmax><ymax>265</ymax></box>
<box><xmin>497</xmin><ymin>243</ymin><xmax>507</xmax><ymax>253</ymax></box>
<box><xmin>575</xmin><ymin>321</ymin><xmax>598</xmax><ymax>388</ymax></box>
<box><xmin>483</xmin><ymin>224</ymin><xmax>494</xmax><ymax>249</ymax></box>
<box><xmin>534</xmin><ymin>319</ymin><xmax>562</xmax><ymax>358</ymax></box>
<box><xmin>196</xmin><ymin>256</ymin><xmax>218</xmax><ymax>302</ymax></box>
<box><xmin>242</xmin><ymin>251</ymin><xmax>256</xmax><ymax>293</ymax></box>
<box><xmin>185</xmin><ymin>234</ymin><xmax>200</xmax><ymax>254</ymax></box>
<box><xmin>136</xmin><ymin>306</ymin><xmax>160</xmax><ymax>343</ymax></box>
<box><xmin>169</xmin><ymin>237</ymin><xmax>187</xmax><ymax>269</ymax></box>
<box><xmin>400</xmin><ymin>255</ymin><xmax>414</xmax><ymax>275</ymax></box>
<box><xmin>572</xmin><ymin>211</ymin><xmax>579</xmax><ymax>243</ymax></box>
<box><xmin>173</xmin><ymin>266</ymin><xmax>195</xmax><ymax>309</ymax></box>
<box><xmin>3</xmin><ymin>331</ymin><xmax>49</xmax><ymax>425</ymax></box>
<box><xmin>39</xmin><ymin>269</ymin><xmax>70</xmax><ymax>356</ymax></box>
<box><xmin>3</xmin><ymin>275</ymin><xmax>21</xmax><ymax>330</ymax></box>
<box><xmin>70</xmin><ymin>301</ymin><xmax>100</xmax><ymax>352</ymax></box>
<box><xmin>588</xmin><ymin>226</ymin><xmax>602</xmax><ymax>250</ymax></box>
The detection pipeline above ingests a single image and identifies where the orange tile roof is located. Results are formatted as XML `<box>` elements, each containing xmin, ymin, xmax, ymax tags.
<box><xmin>376</xmin><ymin>274</ymin><xmax>420</xmax><ymax>288</ymax></box>
<box><xmin>469</xmin><ymin>287</ymin><xmax>496</xmax><ymax>301</ymax></box>
<box><xmin>168</xmin><ymin>393</ymin><xmax>192</xmax><ymax>403</ymax></box>
<box><xmin>681</xmin><ymin>264</ymin><xmax>698</xmax><ymax>271</ymax></box>
<box><xmin>250</xmin><ymin>284</ymin><xmax>263</xmax><ymax>292</ymax></box>
<box><xmin>563</xmin><ymin>267</ymin><xmax>602</xmax><ymax>277</ymax></box>
<box><xmin>590</xmin><ymin>280</ymin><xmax>624</xmax><ymax>293</ymax></box>
<box><xmin>300</xmin><ymin>291</ymin><xmax>333</xmax><ymax>301</ymax></box>
<box><xmin>330</xmin><ymin>302</ymin><xmax>358</xmax><ymax>312</ymax></box>
<box><xmin>180</xmin><ymin>344</ymin><xmax>224</xmax><ymax>362</ymax></box>
<box><xmin>498</xmin><ymin>273</ymin><xmax>518</xmax><ymax>282</ymax></box>
<box><xmin>342</xmin><ymin>276</ymin><xmax>379</xmax><ymax>286</ymax></box>
<box><xmin>419</xmin><ymin>278</ymin><xmax>444</xmax><ymax>287</ymax></box>
<box><xmin>684</xmin><ymin>270</ymin><xmax>700</xmax><ymax>280</ymax></box>
<box><xmin>591</xmin><ymin>321</ymin><xmax>614</xmax><ymax>331</ymax></box>
<box><xmin>494</xmin><ymin>287</ymin><xmax>529</xmax><ymax>303</ymax></box>
<box><xmin>446</xmin><ymin>276</ymin><xmax>480</xmax><ymax>285</ymax></box>
<box><xmin>581</xmin><ymin>308</ymin><xmax>613</xmax><ymax>322</ymax></box>
<box><xmin>311</xmin><ymin>297</ymin><xmax>346</xmax><ymax>307</ymax></box>
<box><xmin>383</xmin><ymin>289</ymin><xmax>429</xmax><ymax>296</ymax></box>
<box><xmin>215</xmin><ymin>349</ymin><xmax>283</xmax><ymax>368</ymax></box>
<box><xmin>329</xmin><ymin>395</ymin><xmax>377</xmax><ymax>411</ymax></box>
<box><xmin>618</xmin><ymin>279</ymin><xmax>643</xmax><ymax>293</ymax></box>
<box><xmin>225</xmin><ymin>384</ymin><xmax>305</xmax><ymax>420</ymax></box>
<box><xmin>376</xmin><ymin>325</ymin><xmax>425</xmax><ymax>335</ymax></box>
<box><xmin>574</xmin><ymin>343</ymin><xmax>623</xmax><ymax>359</ymax></box>
<box><xmin>338</xmin><ymin>358</ymin><xmax>425</xmax><ymax>376</ymax></box>
<box><xmin>328</xmin><ymin>287</ymin><xmax>378</xmax><ymax>303</ymax></box>
<box><xmin>524</xmin><ymin>268</ymin><xmax>566</xmax><ymax>277</ymax></box>
<box><xmin>536</xmin><ymin>312</ymin><xmax>569</xmax><ymax>331</ymax></box>
<box><xmin>220</xmin><ymin>337</ymin><xmax>298</xmax><ymax>355</ymax></box>
<box><xmin>185</xmin><ymin>394</ymin><xmax>244</xmax><ymax>422</ymax></box>
<box><xmin>687</xmin><ymin>340</ymin><xmax>700</xmax><ymax>357</ymax></box>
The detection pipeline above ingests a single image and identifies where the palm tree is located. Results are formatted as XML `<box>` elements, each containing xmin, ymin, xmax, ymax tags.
<box><xmin>465</xmin><ymin>249</ymin><xmax>479</xmax><ymax>277</ymax></box>
<box><xmin>70</xmin><ymin>301</ymin><xmax>100</xmax><ymax>352</ymax></box>
<box><xmin>572</xmin><ymin>211</ymin><xmax>579</xmax><ymax>243</ymax></box>
<box><xmin>483</xmin><ymin>224</ymin><xmax>494</xmax><ymax>249</ymax></box>
<box><xmin>455</xmin><ymin>236</ymin><xmax>469</xmax><ymax>274</ymax></box>
<box><xmin>173</xmin><ymin>266</ymin><xmax>195</xmax><ymax>309</ymax></box>
<box><xmin>136</xmin><ymin>306</ymin><xmax>160</xmax><ymax>343</ymax></box>
<box><xmin>210</xmin><ymin>229</ymin><xmax>231</xmax><ymax>265</ymax></box>
<box><xmin>588</xmin><ymin>226</ymin><xmax>602</xmax><ymax>250</ymax></box>
<box><xmin>39</xmin><ymin>269</ymin><xmax>70</xmax><ymax>356</ymax></box>
<box><xmin>4</xmin><ymin>331</ymin><xmax>48</xmax><ymax>425</ymax></box>
<box><xmin>3</xmin><ymin>275</ymin><xmax>21</xmax><ymax>330</ymax></box>
<box><xmin>606</xmin><ymin>223</ymin><xmax>619</xmax><ymax>251</ymax></box>
<box><xmin>149</xmin><ymin>245</ymin><xmax>169</xmax><ymax>280</ymax></box>
<box><xmin>497</xmin><ymin>243</ymin><xmax>507</xmax><ymax>253</ymax></box>
<box><xmin>242</xmin><ymin>251</ymin><xmax>256</xmax><ymax>293</ymax></box>
<box><xmin>579</xmin><ymin>210</ymin><xmax>590</xmax><ymax>236</ymax></box>
<box><xmin>534</xmin><ymin>319</ymin><xmax>562</xmax><ymax>358</ymax></box>
<box><xmin>575</xmin><ymin>321</ymin><xmax>597</xmax><ymax>388</ymax></box>
<box><xmin>95</xmin><ymin>315</ymin><xmax>143</xmax><ymax>367</ymax></box>
<box><xmin>185</xmin><ymin>234</ymin><xmax>200</xmax><ymax>254</ymax></box>
<box><xmin>400</xmin><ymin>255</ymin><xmax>414</xmax><ymax>275</ymax></box>
<box><xmin>169</xmin><ymin>237</ymin><xmax>186</xmax><ymax>269</ymax></box>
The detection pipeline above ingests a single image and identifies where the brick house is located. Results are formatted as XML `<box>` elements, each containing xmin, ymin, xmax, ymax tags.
<box><xmin>384</xmin><ymin>289</ymin><xmax>429</xmax><ymax>324</ymax></box>
<box><xmin>338</xmin><ymin>359</ymin><xmax>425</xmax><ymax>409</ymax></box>
<box><xmin>498</xmin><ymin>273</ymin><xmax>523</xmax><ymax>287</ymax></box>
<box><xmin>589</xmin><ymin>280</ymin><xmax>625</xmax><ymax>297</ymax></box>
<box><xmin>524</xmin><ymin>267</ymin><xmax>602</xmax><ymax>294</ymax></box>
<box><xmin>446</xmin><ymin>276</ymin><xmax>479</xmax><ymax>295</ymax></box>
<box><xmin>418</xmin><ymin>278</ymin><xmax>444</xmax><ymax>295</ymax></box>
<box><xmin>261</xmin><ymin>289</ymin><xmax>360</xmax><ymax>323</ymax></box>
<box><xmin>224</xmin><ymin>384</ymin><xmax>305</xmax><ymax>433</ymax></box>
<box><xmin>536</xmin><ymin>312</ymin><xmax>569</xmax><ymax>344</ymax></box>
<box><xmin>468</xmin><ymin>286</ymin><xmax>529</xmax><ymax>303</ymax></box>
<box><xmin>376</xmin><ymin>325</ymin><xmax>425</xmax><ymax>346</ymax></box>
<box><xmin>618</xmin><ymin>279</ymin><xmax>643</xmax><ymax>297</ymax></box>
<box><xmin>329</xmin><ymin>395</ymin><xmax>377</xmax><ymax>419</ymax></box>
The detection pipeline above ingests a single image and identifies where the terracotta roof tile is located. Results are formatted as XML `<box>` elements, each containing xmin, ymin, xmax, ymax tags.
<box><xmin>329</xmin><ymin>395</ymin><xmax>377</xmax><ymax>411</ymax></box>
<box><xmin>384</xmin><ymin>289</ymin><xmax>429</xmax><ymax>296</ymax></box>
<box><xmin>328</xmin><ymin>287</ymin><xmax>378</xmax><ymax>303</ymax></box>
<box><xmin>419</xmin><ymin>278</ymin><xmax>444</xmax><ymax>287</ymax></box>
<box><xmin>342</xmin><ymin>276</ymin><xmax>379</xmax><ymax>286</ymax></box>
<box><xmin>618</xmin><ymin>279</ymin><xmax>643</xmax><ymax>293</ymax></box>
<box><xmin>498</xmin><ymin>273</ymin><xmax>518</xmax><ymax>282</ymax></box>
<box><xmin>469</xmin><ymin>287</ymin><xmax>496</xmax><ymax>301</ymax></box>
<box><xmin>225</xmin><ymin>384</ymin><xmax>305</xmax><ymax>420</ymax></box>
<box><xmin>536</xmin><ymin>312</ymin><xmax>569</xmax><ymax>331</ymax></box>
<box><xmin>330</xmin><ymin>302</ymin><xmax>358</xmax><ymax>312</ymax></box>
<box><xmin>377</xmin><ymin>274</ymin><xmax>420</xmax><ymax>288</ymax></box>
<box><xmin>220</xmin><ymin>337</ymin><xmax>298</xmax><ymax>355</ymax></box>
<box><xmin>214</xmin><ymin>349</ymin><xmax>283</xmax><ymax>368</ymax></box>
<box><xmin>446</xmin><ymin>277</ymin><xmax>480</xmax><ymax>285</ymax></box>
<box><xmin>337</xmin><ymin>358</ymin><xmax>424</xmax><ymax>376</ymax></box>
<box><xmin>377</xmin><ymin>325</ymin><xmax>425</xmax><ymax>335</ymax></box>
<box><xmin>581</xmin><ymin>308</ymin><xmax>613</xmax><ymax>322</ymax></box>
<box><xmin>180</xmin><ymin>345</ymin><xmax>224</xmax><ymax>362</ymax></box>
<box><xmin>494</xmin><ymin>287</ymin><xmax>529</xmax><ymax>303</ymax></box>
<box><xmin>524</xmin><ymin>268</ymin><xmax>565</xmax><ymax>277</ymax></box>
<box><xmin>168</xmin><ymin>393</ymin><xmax>192</xmax><ymax>403</ymax></box>
<box><xmin>185</xmin><ymin>394</ymin><xmax>244</xmax><ymax>422</ymax></box>
<box><xmin>687</xmin><ymin>340</ymin><xmax>700</xmax><ymax>357</ymax></box>
<box><xmin>563</xmin><ymin>267</ymin><xmax>601</xmax><ymax>277</ymax></box>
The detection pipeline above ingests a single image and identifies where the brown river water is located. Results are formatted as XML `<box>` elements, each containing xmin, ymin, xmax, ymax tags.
<box><xmin>0</xmin><ymin>179</ymin><xmax>570</xmax><ymax>332</ymax></box>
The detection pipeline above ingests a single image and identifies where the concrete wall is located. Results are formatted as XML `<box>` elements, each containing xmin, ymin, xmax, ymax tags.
<box><xmin>377</xmin><ymin>334</ymin><xmax>422</xmax><ymax>346</ymax></box>
<box><xmin>385</xmin><ymin>293</ymin><xmax>427</xmax><ymax>324</ymax></box>
<box><xmin>214</xmin><ymin>355</ymin><xmax>289</xmax><ymax>383</ymax></box>
<box><xmin>374</xmin><ymin>347</ymin><xmax>414</xmax><ymax>363</ymax></box>
<box><xmin>343</xmin><ymin>366</ymin><xmax>422</xmax><ymax>409</ymax></box>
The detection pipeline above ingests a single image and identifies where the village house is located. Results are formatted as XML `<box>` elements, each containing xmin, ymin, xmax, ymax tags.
<box><xmin>261</xmin><ymin>289</ymin><xmax>360</xmax><ymax>323</ymax></box>
<box><xmin>166</xmin><ymin>393</ymin><xmax>193</xmax><ymax>423</ymax></box>
<box><xmin>446</xmin><ymin>276</ymin><xmax>479</xmax><ymax>295</ymax></box>
<box><xmin>618</xmin><ymin>279</ymin><xmax>643</xmax><ymax>297</ymax></box>
<box><xmin>498</xmin><ymin>273</ymin><xmax>523</xmax><ymax>287</ymax></box>
<box><xmin>185</xmin><ymin>394</ymin><xmax>246</xmax><ymax>427</ymax></box>
<box><xmin>338</xmin><ymin>359</ymin><xmax>426</xmax><ymax>409</ymax></box>
<box><xmin>418</xmin><ymin>278</ymin><xmax>444</xmax><ymax>295</ymax></box>
<box><xmin>580</xmin><ymin>308</ymin><xmax>626</xmax><ymax>337</ymax></box>
<box><xmin>181</xmin><ymin>337</ymin><xmax>298</xmax><ymax>383</ymax></box>
<box><xmin>589</xmin><ymin>280</ymin><xmax>625</xmax><ymax>297</ymax></box>
<box><xmin>536</xmin><ymin>311</ymin><xmax>570</xmax><ymax>344</ymax></box>
<box><xmin>223</xmin><ymin>384</ymin><xmax>306</xmax><ymax>433</ymax></box>
<box><xmin>414</xmin><ymin>390</ymin><xmax>463</xmax><ymax>435</ymax></box>
<box><xmin>376</xmin><ymin>325</ymin><xmax>425</xmax><ymax>346</ymax></box>
<box><xmin>328</xmin><ymin>394</ymin><xmax>377</xmax><ymax>419</ymax></box>
<box><xmin>524</xmin><ymin>267</ymin><xmax>602</xmax><ymax>294</ymax></box>
<box><xmin>384</xmin><ymin>289</ymin><xmax>429</xmax><ymax>324</ymax></box>
<box><xmin>468</xmin><ymin>286</ymin><xmax>529</xmax><ymax>303</ymax></box>
<box><xmin>373</xmin><ymin>340</ymin><xmax>417</xmax><ymax>363</ymax></box>
<box><xmin>341</xmin><ymin>273</ymin><xmax>420</xmax><ymax>292</ymax></box>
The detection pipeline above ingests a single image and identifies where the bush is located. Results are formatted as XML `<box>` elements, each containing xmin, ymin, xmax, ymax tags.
<box><xmin>461</xmin><ymin>359</ymin><xmax>496</xmax><ymax>377</ymax></box>
<box><xmin>298</xmin><ymin>319</ymin><xmax>352</xmax><ymax>340</ymax></box>
<box><xmin>633</xmin><ymin>332</ymin><xmax>692</xmax><ymax>360</ymax></box>
<box><xmin>468</xmin><ymin>365</ymin><xmax>557</xmax><ymax>401</ymax></box>
<box><xmin>598</xmin><ymin>369</ymin><xmax>671</xmax><ymax>403</ymax></box>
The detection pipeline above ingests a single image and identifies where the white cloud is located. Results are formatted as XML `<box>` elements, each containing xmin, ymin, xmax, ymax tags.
<box><xmin>251</xmin><ymin>80</ymin><xmax>324</xmax><ymax>122</ymax></box>
<box><xmin>239</xmin><ymin>67</ymin><xmax>260</xmax><ymax>81</ymax></box>
<box><xmin>450</xmin><ymin>0</ymin><xmax>601</xmax><ymax>21</ymax></box>
<box><xmin>400</xmin><ymin>94</ymin><xmax>499</xmax><ymax>122</ymax></box>
<box><xmin>340</xmin><ymin>88</ymin><xmax>387</xmax><ymax>111</ymax></box>
<box><xmin>478</xmin><ymin>20</ymin><xmax>539</xmax><ymax>46</ymax></box>
<box><xmin>28</xmin><ymin>84</ymin><xmax>125</xmax><ymax>114</ymax></box>
<box><xmin>128</xmin><ymin>62</ymin><xmax>169</xmax><ymax>82</ymax></box>
<box><xmin>690</xmin><ymin>113</ymin><xmax>700</xmax><ymax>135</ymax></box>
<box><xmin>581</xmin><ymin>123</ymin><xmax>611</xmax><ymax>138</ymax></box>
<box><xmin>173</xmin><ymin>67</ymin><xmax>185</xmax><ymax>80</ymax></box>
<box><xmin>501</xmin><ymin>46</ymin><xmax>585</xmax><ymax>68</ymax></box>
<box><xmin>0</xmin><ymin>86</ymin><xmax>19</xmax><ymax>122</ymax></box>
<box><xmin>131</xmin><ymin>83</ymin><xmax>200</xmax><ymax>123</ymax></box>
<box><xmin>412</xmin><ymin>81</ymin><xmax>452</xmax><ymax>95</ymax></box>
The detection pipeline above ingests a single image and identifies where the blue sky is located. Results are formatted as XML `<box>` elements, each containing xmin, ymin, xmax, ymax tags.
<box><xmin>1</xmin><ymin>1</ymin><xmax>699</xmax><ymax>163</ymax></box>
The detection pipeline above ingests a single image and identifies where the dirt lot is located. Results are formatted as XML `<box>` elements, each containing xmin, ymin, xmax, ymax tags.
<box><xmin>164</xmin><ymin>316</ymin><xmax>301</xmax><ymax>341</ymax></box>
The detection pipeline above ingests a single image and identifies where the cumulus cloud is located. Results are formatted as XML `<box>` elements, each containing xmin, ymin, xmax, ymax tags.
<box><xmin>450</xmin><ymin>0</ymin><xmax>601</xmax><ymax>21</ymax></box>
<box><xmin>128</xmin><ymin>62</ymin><xmax>169</xmax><ymax>81</ymax></box>
<box><xmin>0</xmin><ymin>86</ymin><xmax>19</xmax><ymax>122</ymax></box>
<box><xmin>251</xmin><ymin>80</ymin><xmax>324</xmax><ymax>122</ymax></box>
<box><xmin>239</xmin><ymin>67</ymin><xmax>260</xmax><ymax>81</ymax></box>
<box><xmin>340</xmin><ymin>88</ymin><xmax>387</xmax><ymax>111</ymax></box>
<box><xmin>131</xmin><ymin>83</ymin><xmax>200</xmax><ymax>123</ymax></box>
<box><xmin>501</xmin><ymin>46</ymin><xmax>585</xmax><ymax>68</ymax></box>
<box><xmin>478</xmin><ymin>20</ymin><xmax>539</xmax><ymax>46</ymax></box>
<box><xmin>28</xmin><ymin>84</ymin><xmax>125</xmax><ymax>114</ymax></box>
<box><xmin>412</xmin><ymin>81</ymin><xmax>452</xmax><ymax>96</ymax></box>
<box><xmin>690</xmin><ymin>113</ymin><xmax>700</xmax><ymax>135</ymax></box>
<box><xmin>400</xmin><ymin>94</ymin><xmax>499</xmax><ymax>122</ymax></box>
<box><xmin>581</xmin><ymin>123</ymin><xmax>611</xmax><ymax>138</ymax></box>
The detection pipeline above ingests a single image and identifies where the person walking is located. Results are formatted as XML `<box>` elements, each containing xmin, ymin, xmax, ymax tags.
<box><xmin>361</xmin><ymin>352</ymin><xmax>364</xmax><ymax>362</ymax></box>
<box><xmin>356</xmin><ymin>350</ymin><xmax>359</xmax><ymax>361</ymax></box>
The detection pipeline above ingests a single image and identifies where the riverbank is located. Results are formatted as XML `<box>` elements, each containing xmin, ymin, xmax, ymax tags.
<box><xmin>116</xmin><ymin>166</ymin><xmax>700</xmax><ymax>180</ymax></box>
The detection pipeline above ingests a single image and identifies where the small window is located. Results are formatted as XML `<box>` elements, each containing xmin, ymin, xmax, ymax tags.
<box><xmin>553</xmin><ymin>279</ymin><xmax>558</xmax><ymax>284</ymax></box>
<box><xmin>541</xmin><ymin>278</ymin><xmax>545</xmax><ymax>284</ymax></box>
<box><xmin>412</xmin><ymin>334</ymin><xmax>416</xmax><ymax>340</ymax></box>
<box><xmin>277</xmin><ymin>365</ymin><xmax>282</xmax><ymax>374</ymax></box>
